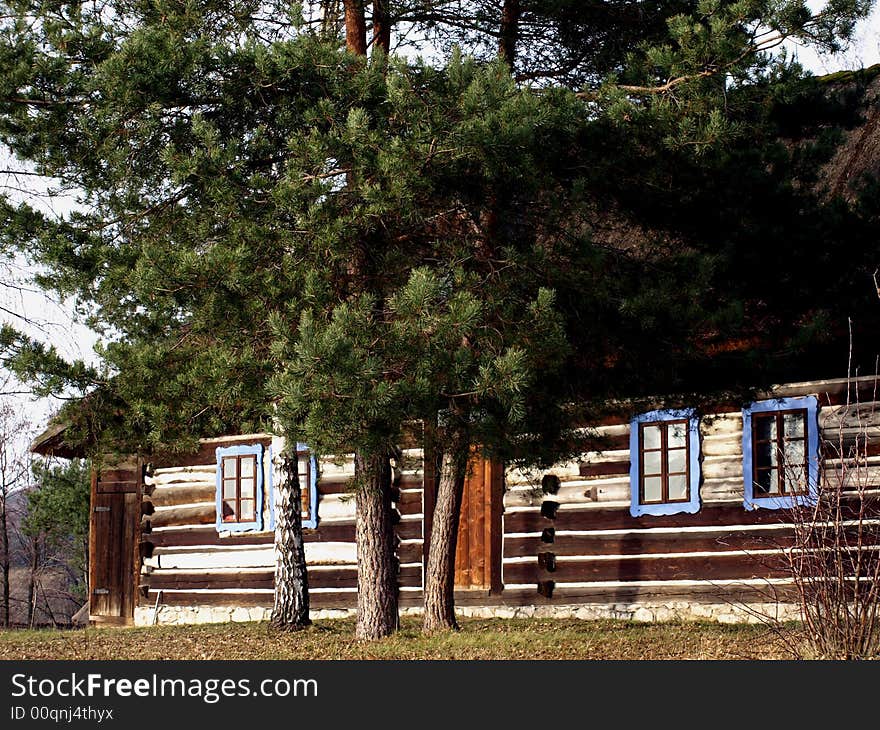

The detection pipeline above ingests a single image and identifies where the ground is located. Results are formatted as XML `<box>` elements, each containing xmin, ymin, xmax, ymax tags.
<box><xmin>0</xmin><ymin>617</ymin><xmax>797</xmax><ymax>659</ymax></box>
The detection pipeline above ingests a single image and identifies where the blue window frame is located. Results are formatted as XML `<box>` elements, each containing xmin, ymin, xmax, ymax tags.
<box><xmin>295</xmin><ymin>443</ymin><xmax>319</xmax><ymax>530</ymax></box>
<box><xmin>216</xmin><ymin>444</ymin><xmax>266</xmax><ymax>533</ymax></box>
<box><xmin>629</xmin><ymin>409</ymin><xmax>701</xmax><ymax>517</ymax></box>
<box><xmin>742</xmin><ymin>396</ymin><xmax>819</xmax><ymax>510</ymax></box>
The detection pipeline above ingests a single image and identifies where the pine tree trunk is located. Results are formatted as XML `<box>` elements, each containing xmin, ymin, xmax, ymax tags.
<box><xmin>271</xmin><ymin>452</ymin><xmax>311</xmax><ymax>630</ymax></box>
<box><xmin>372</xmin><ymin>0</ymin><xmax>391</xmax><ymax>54</ymax></box>
<box><xmin>498</xmin><ymin>0</ymin><xmax>521</xmax><ymax>67</ymax></box>
<box><xmin>344</xmin><ymin>0</ymin><xmax>368</xmax><ymax>55</ymax></box>
<box><xmin>355</xmin><ymin>450</ymin><xmax>398</xmax><ymax>640</ymax></box>
<box><xmin>423</xmin><ymin>436</ymin><xmax>468</xmax><ymax>632</ymax></box>
<box><xmin>0</xmin><ymin>496</ymin><xmax>8</xmax><ymax>628</ymax></box>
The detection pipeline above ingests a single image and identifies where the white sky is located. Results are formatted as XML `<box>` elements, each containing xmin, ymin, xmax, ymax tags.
<box><xmin>3</xmin><ymin>4</ymin><xmax>880</xmax><ymax>438</ymax></box>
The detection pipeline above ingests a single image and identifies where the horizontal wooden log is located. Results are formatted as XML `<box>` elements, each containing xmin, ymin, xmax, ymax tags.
<box><xmin>395</xmin><ymin>490</ymin><xmax>422</xmax><ymax>514</ymax></box>
<box><xmin>148</xmin><ymin>504</ymin><xmax>215</xmax><ymax>529</ymax></box>
<box><xmin>139</xmin><ymin>589</ymin><xmax>426</xmax><ymax>610</ymax></box>
<box><xmin>504</xmin><ymin>502</ymin><xmax>797</xmax><ymax>534</ymax></box>
<box><xmin>144</xmin><ymin>564</ymin><xmax>422</xmax><ymax>591</ymax></box>
<box><xmin>147</xmin><ymin>471</ymin><xmax>219</xmax><ymax>487</ymax></box>
<box><xmin>702</xmin><ymin>457</ymin><xmax>745</xmax><ymax>481</ymax></box>
<box><xmin>455</xmin><ymin>583</ymin><xmax>801</xmax><ymax>606</ymax></box>
<box><xmin>145</xmin><ymin>518</ymin><xmax>421</xmax><ymax>549</ymax></box>
<box><xmin>153</xmin><ymin>464</ymin><xmax>216</xmax><ymax>477</ymax></box>
<box><xmin>503</xmin><ymin>552</ymin><xmax>793</xmax><ymax>584</ymax></box>
<box><xmin>149</xmin><ymin>437</ymin><xmax>273</xmax><ymax>469</ymax></box>
<box><xmin>317</xmin><ymin>495</ymin><xmax>357</xmax><ymax>521</ymax></box>
<box><xmin>503</xmin><ymin>526</ymin><xmax>801</xmax><ymax>559</ymax></box>
<box><xmin>701</xmin><ymin>435</ymin><xmax>743</xmax><ymax>457</ymax></box>
<box><xmin>398</xmin><ymin>541</ymin><xmax>423</xmax><ymax>564</ymax></box>
<box><xmin>146</xmin><ymin>542</ymin><xmax>364</xmax><ymax>570</ymax></box>
<box><xmin>149</xmin><ymin>483</ymin><xmax>215</xmax><ymax>508</ymax></box>
<box><xmin>579</xmin><ymin>461</ymin><xmax>630</xmax><ymax>478</ymax></box>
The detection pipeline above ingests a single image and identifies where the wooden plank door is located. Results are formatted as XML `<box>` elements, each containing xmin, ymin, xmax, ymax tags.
<box><xmin>89</xmin><ymin>459</ymin><xmax>141</xmax><ymax>625</ymax></box>
<box><xmin>454</xmin><ymin>453</ymin><xmax>503</xmax><ymax>592</ymax></box>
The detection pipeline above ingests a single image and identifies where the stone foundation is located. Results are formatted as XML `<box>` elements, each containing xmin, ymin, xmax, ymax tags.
<box><xmin>133</xmin><ymin>601</ymin><xmax>801</xmax><ymax>626</ymax></box>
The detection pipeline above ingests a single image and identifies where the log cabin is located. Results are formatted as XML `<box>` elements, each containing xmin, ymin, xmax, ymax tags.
<box><xmin>29</xmin><ymin>374</ymin><xmax>880</xmax><ymax>626</ymax></box>
<box><xmin>27</xmin><ymin>65</ymin><xmax>880</xmax><ymax>627</ymax></box>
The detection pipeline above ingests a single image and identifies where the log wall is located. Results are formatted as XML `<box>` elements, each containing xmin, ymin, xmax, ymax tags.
<box><xmin>500</xmin><ymin>377</ymin><xmax>880</xmax><ymax>607</ymax></box>
<box><xmin>138</xmin><ymin>436</ymin><xmax>425</xmax><ymax>612</ymax></box>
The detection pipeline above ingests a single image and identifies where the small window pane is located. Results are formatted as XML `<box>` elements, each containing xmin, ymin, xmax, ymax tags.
<box><xmin>754</xmin><ymin>415</ymin><xmax>777</xmax><ymax>443</ymax></box>
<box><xmin>668</xmin><ymin>449</ymin><xmax>687</xmax><ymax>474</ymax></box>
<box><xmin>755</xmin><ymin>441</ymin><xmax>778</xmax><ymax>470</ymax></box>
<box><xmin>241</xmin><ymin>456</ymin><xmax>255</xmax><ymax>478</ymax></box>
<box><xmin>240</xmin><ymin>477</ymin><xmax>255</xmax><ymax>500</ymax></box>
<box><xmin>642</xmin><ymin>425</ymin><xmax>661</xmax><ymax>450</ymax></box>
<box><xmin>643</xmin><ymin>451</ymin><xmax>662</xmax><ymax>475</ymax></box>
<box><xmin>784</xmin><ymin>439</ymin><xmax>805</xmax><ymax>468</ymax></box>
<box><xmin>785</xmin><ymin>466</ymin><xmax>808</xmax><ymax>494</ymax></box>
<box><xmin>223</xmin><ymin>458</ymin><xmax>237</xmax><ymax>478</ymax></box>
<box><xmin>222</xmin><ymin>500</ymin><xmax>237</xmax><ymax>521</ymax></box>
<box><xmin>756</xmin><ymin>468</ymin><xmax>779</xmax><ymax>495</ymax></box>
<box><xmin>668</xmin><ymin>474</ymin><xmax>688</xmax><ymax>501</ymax></box>
<box><xmin>223</xmin><ymin>479</ymin><xmax>236</xmax><ymax>499</ymax></box>
<box><xmin>239</xmin><ymin>500</ymin><xmax>255</xmax><ymax>522</ymax></box>
<box><xmin>668</xmin><ymin>423</ymin><xmax>687</xmax><ymax>448</ymax></box>
<box><xmin>783</xmin><ymin>412</ymin><xmax>805</xmax><ymax>439</ymax></box>
<box><xmin>643</xmin><ymin>476</ymin><xmax>663</xmax><ymax>503</ymax></box>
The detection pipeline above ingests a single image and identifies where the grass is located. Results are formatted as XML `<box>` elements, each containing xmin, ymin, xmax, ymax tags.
<box><xmin>0</xmin><ymin>617</ymin><xmax>794</xmax><ymax>660</ymax></box>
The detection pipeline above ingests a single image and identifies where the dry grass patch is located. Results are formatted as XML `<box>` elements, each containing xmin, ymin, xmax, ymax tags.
<box><xmin>0</xmin><ymin>617</ymin><xmax>792</xmax><ymax>660</ymax></box>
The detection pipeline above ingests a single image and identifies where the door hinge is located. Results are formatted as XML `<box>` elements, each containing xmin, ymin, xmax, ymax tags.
<box><xmin>94</xmin><ymin>506</ymin><xmax>111</xmax><ymax>512</ymax></box>
<box><xmin>93</xmin><ymin>588</ymin><xmax>109</xmax><ymax>595</ymax></box>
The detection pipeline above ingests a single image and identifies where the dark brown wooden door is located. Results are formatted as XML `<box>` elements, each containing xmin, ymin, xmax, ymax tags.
<box><xmin>454</xmin><ymin>454</ymin><xmax>503</xmax><ymax>592</ymax></box>
<box><xmin>89</xmin><ymin>459</ymin><xmax>141</xmax><ymax>625</ymax></box>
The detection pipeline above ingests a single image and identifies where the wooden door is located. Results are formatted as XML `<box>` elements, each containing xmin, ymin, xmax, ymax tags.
<box><xmin>89</xmin><ymin>458</ymin><xmax>141</xmax><ymax>625</ymax></box>
<box><xmin>454</xmin><ymin>453</ymin><xmax>503</xmax><ymax>592</ymax></box>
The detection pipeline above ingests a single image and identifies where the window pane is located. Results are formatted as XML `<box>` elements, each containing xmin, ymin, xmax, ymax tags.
<box><xmin>754</xmin><ymin>441</ymin><xmax>778</xmax><ymax>470</ymax></box>
<box><xmin>241</xmin><ymin>456</ymin><xmax>255</xmax><ymax>479</ymax></box>
<box><xmin>642</xmin><ymin>425</ymin><xmax>661</xmax><ymax>450</ymax></box>
<box><xmin>643</xmin><ymin>450</ymin><xmax>662</xmax><ymax>476</ymax></box>
<box><xmin>239</xmin><ymin>500</ymin><xmax>255</xmax><ymax>522</ymax></box>
<box><xmin>784</xmin><ymin>439</ymin><xmax>806</xmax><ymax>468</ymax></box>
<box><xmin>240</xmin><ymin>477</ymin><xmax>255</xmax><ymax>500</ymax></box>
<box><xmin>755</xmin><ymin>468</ymin><xmax>779</xmax><ymax>495</ymax></box>
<box><xmin>668</xmin><ymin>423</ymin><xmax>687</xmax><ymax>448</ymax></box>
<box><xmin>754</xmin><ymin>415</ymin><xmax>777</xmax><ymax>443</ymax></box>
<box><xmin>223</xmin><ymin>479</ymin><xmax>236</xmax><ymax>499</ymax></box>
<box><xmin>223</xmin><ymin>458</ymin><xmax>237</xmax><ymax>478</ymax></box>
<box><xmin>785</xmin><ymin>466</ymin><xmax>808</xmax><ymax>494</ymax></box>
<box><xmin>668</xmin><ymin>474</ymin><xmax>688</xmax><ymax>501</ymax></box>
<box><xmin>222</xmin><ymin>499</ymin><xmax>237</xmax><ymax>521</ymax></box>
<box><xmin>643</xmin><ymin>476</ymin><xmax>663</xmax><ymax>503</ymax></box>
<box><xmin>668</xmin><ymin>449</ymin><xmax>687</xmax><ymax>474</ymax></box>
<box><xmin>783</xmin><ymin>412</ymin><xmax>805</xmax><ymax>439</ymax></box>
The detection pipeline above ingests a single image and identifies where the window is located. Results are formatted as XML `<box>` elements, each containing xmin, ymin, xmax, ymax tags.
<box><xmin>296</xmin><ymin>443</ymin><xmax>318</xmax><ymax>530</ymax></box>
<box><xmin>742</xmin><ymin>396</ymin><xmax>819</xmax><ymax>510</ymax></box>
<box><xmin>629</xmin><ymin>409</ymin><xmax>701</xmax><ymax>517</ymax></box>
<box><xmin>215</xmin><ymin>444</ymin><xmax>265</xmax><ymax>532</ymax></box>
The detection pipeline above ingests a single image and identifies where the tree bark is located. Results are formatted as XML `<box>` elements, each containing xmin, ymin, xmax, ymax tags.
<box><xmin>270</xmin><ymin>451</ymin><xmax>311</xmax><ymax>630</ymax></box>
<box><xmin>355</xmin><ymin>450</ymin><xmax>398</xmax><ymax>640</ymax></box>
<box><xmin>0</xmin><ymin>495</ymin><xmax>8</xmax><ymax>627</ymax></box>
<box><xmin>423</xmin><ymin>434</ymin><xmax>469</xmax><ymax>632</ymax></box>
<box><xmin>498</xmin><ymin>0</ymin><xmax>521</xmax><ymax>68</ymax></box>
<box><xmin>26</xmin><ymin>540</ymin><xmax>39</xmax><ymax>629</ymax></box>
<box><xmin>372</xmin><ymin>0</ymin><xmax>391</xmax><ymax>54</ymax></box>
<box><xmin>344</xmin><ymin>0</ymin><xmax>368</xmax><ymax>55</ymax></box>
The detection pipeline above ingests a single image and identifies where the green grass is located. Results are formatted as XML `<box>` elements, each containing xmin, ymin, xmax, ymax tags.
<box><xmin>0</xmin><ymin>617</ymin><xmax>793</xmax><ymax>660</ymax></box>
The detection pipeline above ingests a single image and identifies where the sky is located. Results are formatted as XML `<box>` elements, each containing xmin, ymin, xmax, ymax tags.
<box><xmin>3</xmin><ymin>3</ymin><xmax>880</xmax><ymax>441</ymax></box>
